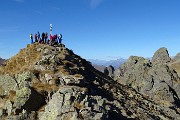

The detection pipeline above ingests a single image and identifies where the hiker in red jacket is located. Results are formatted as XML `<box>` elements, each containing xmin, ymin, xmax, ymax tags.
<box><xmin>50</xmin><ymin>34</ymin><xmax>52</xmax><ymax>41</ymax></box>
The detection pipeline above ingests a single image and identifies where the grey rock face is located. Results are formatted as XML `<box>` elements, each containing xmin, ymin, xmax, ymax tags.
<box><xmin>39</xmin><ymin>86</ymin><xmax>107</xmax><ymax>120</ymax></box>
<box><xmin>114</xmin><ymin>56</ymin><xmax>152</xmax><ymax>85</ymax></box>
<box><xmin>115</xmin><ymin>50</ymin><xmax>180</xmax><ymax>104</ymax></box>
<box><xmin>151</xmin><ymin>47</ymin><xmax>171</xmax><ymax>64</ymax></box>
<box><xmin>0</xmin><ymin>58</ymin><xmax>5</xmax><ymax>66</ymax></box>
<box><xmin>0</xmin><ymin>44</ymin><xmax>180</xmax><ymax>120</ymax></box>
<box><xmin>173</xmin><ymin>52</ymin><xmax>180</xmax><ymax>62</ymax></box>
<box><xmin>0</xmin><ymin>75</ymin><xmax>17</xmax><ymax>95</ymax></box>
<box><xmin>104</xmin><ymin>65</ymin><xmax>115</xmax><ymax>78</ymax></box>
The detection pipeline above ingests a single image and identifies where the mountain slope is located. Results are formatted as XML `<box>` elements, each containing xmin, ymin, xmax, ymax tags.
<box><xmin>0</xmin><ymin>43</ymin><xmax>179</xmax><ymax>120</ymax></box>
<box><xmin>114</xmin><ymin>47</ymin><xmax>180</xmax><ymax>108</ymax></box>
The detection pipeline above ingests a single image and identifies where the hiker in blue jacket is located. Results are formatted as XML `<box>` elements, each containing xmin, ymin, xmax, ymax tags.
<box><xmin>58</xmin><ymin>34</ymin><xmax>62</xmax><ymax>44</ymax></box>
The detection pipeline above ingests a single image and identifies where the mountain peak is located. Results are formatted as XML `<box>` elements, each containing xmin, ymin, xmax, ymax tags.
<box><xmin>0</xmin><ymin>43</ymin><xmax>179</xmax><ymax>119</ymax></box>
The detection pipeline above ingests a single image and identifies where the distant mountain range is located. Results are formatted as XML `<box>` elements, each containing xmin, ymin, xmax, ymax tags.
<box><xmin>88</xmin><ymin>58</ymin><xmax>127</xmax><ymax>68</ymax></box>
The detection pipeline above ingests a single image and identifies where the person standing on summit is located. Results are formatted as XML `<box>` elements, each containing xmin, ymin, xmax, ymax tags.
<box><xmin>34</xmin><ymin>33</ymin><xmax>37</xmax><ymax>42</ymax></box>
<box><xmin>30</xmin><ymin>33</ymin><xmax>33</xmax><ymax>44</ymax></box>
<box><xmin>37</xmin><ymin>31</ymin><xmax>40</xmax><ymax>42</ymax></box>
<box><xmin>41</xmin><ymin>32</ymin><xmax>45</xmax><ymax>43</ymax></box>
<box><xmin>58</xmin><ymin>34</ymin><xmax>62</xmax><ymax>44</ymax></box>
<box><xmin>45</xmin><ymin>32</ymin><xmax>48</xmax><ymax>43</ymax></box>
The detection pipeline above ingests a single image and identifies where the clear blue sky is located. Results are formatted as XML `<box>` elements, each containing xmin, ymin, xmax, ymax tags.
<box><xmin>0</xmin><ymin>0</ymin><xmax>180</xmax><ymax>60</ymax></box>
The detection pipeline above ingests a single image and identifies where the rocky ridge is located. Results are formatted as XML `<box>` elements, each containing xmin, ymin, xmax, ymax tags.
<box><xmin>0</xmin><ymin>58</ymin><xmax>6</xmax><ymax>66</ymax></box>
<box><xmin>114</xmin><ymin>47</ymin><xmax>180</xmax><ymax>108</ymax></box>
<box><xmin>0</xmin><ymin>44</ymin><xmax>179</xmax><ymax>119</ymax></box>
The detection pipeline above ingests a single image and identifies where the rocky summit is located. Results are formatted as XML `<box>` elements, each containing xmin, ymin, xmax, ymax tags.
<box><xmin>114</xmin><ymin>47</ymin><xmax>180</xmax><ymax>119</ymax></box>
<box><xmin>0</xmin><ymin>58</ymin><xmax>6</xmax><ymax>66</ymax></box>
<box><xmin>0</xmin><ymin>44</ymin><xmax>180</xmax><ymax>120</ymax></box>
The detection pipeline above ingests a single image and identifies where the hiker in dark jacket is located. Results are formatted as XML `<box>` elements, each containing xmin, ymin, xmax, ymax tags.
<box><xmin>34</xmin><ymin>34</ymin><xmax>37</xmax><ymax>42</ymax></box>
<box><xmin>45</xmin><ymin>32</ymin><xmax>48</xmax><ymax>43</ymax></box>
<box><xmin>54</xmin><ymin>34</ymin><xmax>57</xmax><ymax>43</ymax></box>
<box><xmin>42</xmin><ymin>32</ymin><xmax>45</xmax><ymax>43</ymax></box>
<box><xmin>30</xmin><ymin>33</ymin><xmax>33</xmax><ymax>44</ymax></box>
<box><xmin>58</xmin><ymin>34</ymin><xmax>62</xmax><ymax>44</ymax></box>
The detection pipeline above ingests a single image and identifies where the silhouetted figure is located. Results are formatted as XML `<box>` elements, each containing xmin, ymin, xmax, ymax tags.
<box><xmin>42</xmin><ymin>32</ymin><xmax>45</xmax><ymax>43</ymax></box>
<box><xmin>58</xmin><ymin>34</ymin><xmax>62</xmax><ymax>44</ymax></box>
<box><xmin>45</xmin><ymin>32</ymin><xmax>48</xmax><ymax>43</ymax></box>
<box><xmin>34</xmin><ymin>33</ymin><xmax>38</xmax><ymax>42</ymax></box>
<box><xmin>30</xmin><ymin>33</ymin><xmax>33</xmax><ymax>44</ymax></box>
<box><xmin>55</xmin><ymin>34</ymin><xmax>58</xmax><ymax>43</ymax></box>
<box><xmin>37</xmin><ymin>31</ymin><xmax>40</xmax><ymax>42</ymax></box>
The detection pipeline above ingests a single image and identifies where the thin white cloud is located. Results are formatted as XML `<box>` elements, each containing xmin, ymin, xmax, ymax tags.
<box><xmin>52</xmin><ymin>7</ymin><xmax>60</xmax><ymax>11</ymax></box>
<box><xmin>90</xmin><ymin>0</ymin><xmax>103</xmax><ymax>9</ymax></box>
<box><xmin>107</xmin><ymin>56</ymin><xmax>121</xmax><ymax>60</ymax></box>
<box><xmin>33</xmin><ymin>9</ymin><xmax>42</xmax><ymax>14</ymax></box>
<box><xmin>14</xmin><ymin>0</ymin><xmax>24</xmax><ymax>2</ymax></box>
<box><xmin>0</xmin><ymin>26</ymin><xmax>19</xmax><ymax>33</ymax></box>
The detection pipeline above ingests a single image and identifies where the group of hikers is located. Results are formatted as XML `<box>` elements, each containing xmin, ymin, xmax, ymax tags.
<box><xmin>30</xmin><ymin>24</ymin><xmax>63</xmax><ymax>46</ymax></box>
<box><xmin>30</xmin><ymin>32</ymin><xmax>62</xmax><ymax>45</ymax></box>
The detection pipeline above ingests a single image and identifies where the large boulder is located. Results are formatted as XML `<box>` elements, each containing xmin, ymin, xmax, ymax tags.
<box><xmin>0</xmin><ymin>75</ymin><xmax>17</xmax><ymax>96</ymax></box>
<box><xmin>151</xmin><ymin>47</ymin><xmax>171</xmax><ymax>64</ymax></box>
<box><xmin>114</xmin><ymin>54</ymin><xmax>180</xmax><ymax>104</ymax></box>
<box><xmin>114</xmin><ymin>56</ymin><xmax>152</xmax><ymax>85</ymax></box>
<box><xmin>0</xmin><ymin>58</ymin><xmax>5</xmax><ymax>66</ymax></box>
<box><xmin>104</xmin><ymin>65</ymin><xmax>115</xmax><ymax>78</ymax></box>
<box><xmin>39</xmin><ymin>86</ymin><xmax>109</xmax><ymax>120</ymax></box>
<box><xmin>172</xmin><ymin>52</ymin><xmax>180</xmax><ymax>62</ymax></box>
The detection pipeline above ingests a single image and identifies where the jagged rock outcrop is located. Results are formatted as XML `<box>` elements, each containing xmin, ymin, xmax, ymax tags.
<box><xmin>0</xmin><ymin>58</ymin><xmax>5</xmax><ymax>66</ymax></box>
<box><xmin>171</xmin><ymin>52</ymin><xmax>180</xmax><ymax>73</ymax></box>
<box><xmin>151</xmin><ymin>47</ymin><xmax>171</xmax><ymax>64</ymax></box>
<box><xmin>173</xmin><ymin>53</ymin><xmax>180</xmax><ymax>62</ymax></box>
<box><xmin>92</xmin><ymin>65</ymin><xmax>106</xmax><ymax>73</ymax></box>
<box><xmin>0</xmin><ymin>43</ymin><xmax>179</xmax><ymax>120</ymax></box>
<box><xmin>104</xmin><ymin>65</ymin><xmax>115</xmax><ymax>78</ymax></box>
<box><xmin>114</xmin><ymin>48</ymin><xmax>180</xmax><ymax>107</ymax></box>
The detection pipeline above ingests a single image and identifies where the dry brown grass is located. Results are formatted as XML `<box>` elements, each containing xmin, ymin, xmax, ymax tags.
<box><xmin>63</xmin><ymin>60</ymin><xmax>76</xmax><ymax>68</ymax></box>
<box><xmin>33</xmin><ymin>83</ymin><xmax>59</xmax><ymax>92</ymax></box>
<box><xmin>0</xmin><ymin>43</ymin><xmax>42</xmax><ymax>75</ymax></box>
<box><xmin>9</xmin><ymin>90</ymin><xmax>16</xmax><ymax>102</ymax></box>
<box><xmin>74</xmin><ymin>102</ymin><xmax>84</xmax><ymax>109</ymax></box>
<box><xmin>74</xmin><ymin>74</ymin><xmax>83</xmax><ymax>79</ymax></box>
<box><xmin>58</xmin><ymin>66</ymin><xmax>70</xmax><ymax>75</ymax></box>
<box><xmin>171</xmin><ymin>62</ymin><xmax>180</xmax><ymax>75</ymax></box>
